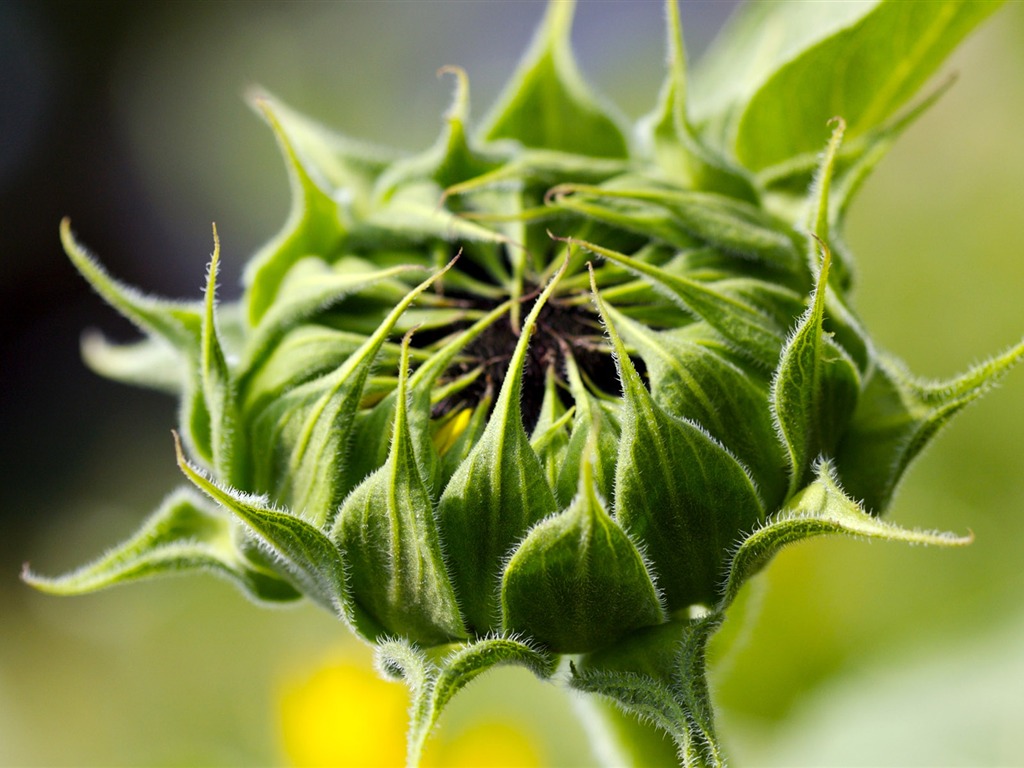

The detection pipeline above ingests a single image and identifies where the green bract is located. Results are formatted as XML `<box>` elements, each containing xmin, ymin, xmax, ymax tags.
<box><xmin>26</xmin><ymin>1</ymin><xmax>1020</xmax><ymax>765</ymax></box>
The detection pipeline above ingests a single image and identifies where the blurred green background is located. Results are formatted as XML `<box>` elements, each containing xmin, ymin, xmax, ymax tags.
<box><xmin>3</xmin><ymin>2</ymin><xmax>1024</xmax><ymax>765</ymax></box>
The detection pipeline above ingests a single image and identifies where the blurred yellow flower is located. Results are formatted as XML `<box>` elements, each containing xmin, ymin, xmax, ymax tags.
<box><xmin>280</xmin><ymin>655</ymin><xmax>408</xmax><ymax>767</ymax></box>
<box><xmin>279</xmin><ymin>651</ymin><xmax>542</xmax><ymax>767</ymax></box>
<box><xmin>424</xmin><ymin>722</ymin><xmax>541</xmax><ymax>768</ymax></box>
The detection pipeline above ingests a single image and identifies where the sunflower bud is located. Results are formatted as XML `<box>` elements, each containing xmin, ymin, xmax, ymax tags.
<box><xmin>26</xmin><ymin>1</ymin><xmax>1019</xmax><ymax>765</ymax></box>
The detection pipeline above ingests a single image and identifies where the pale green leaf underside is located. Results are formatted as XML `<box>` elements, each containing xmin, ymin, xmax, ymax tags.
<box><xmin>836</xmin><ymin>339</ymin><xmax>1024</xmax><ymax>513</ymax></box>
<box><xmin>23</xmin><ymin>488</ymin><xmax>300</xmax><ymax>604</ymax></box>
<box><xmin>80</xmin><ymin>331</ymin><xmax>183</xmax><ymax>394</ymax></box>
<box><xmin>720</xmin><ymin>461</ymin><xmax>971</xmax><ymax>610</ymax></box>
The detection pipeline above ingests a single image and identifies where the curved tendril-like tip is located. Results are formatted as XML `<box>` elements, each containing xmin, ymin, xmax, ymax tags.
<box><xmin>811</xmin><ymin>233</ymin><xmax>833</xmax><ymax>274</ymax></box>
<box><xmin>205</xmin><ymin>223</ymin><xmax>220</xmax><ymax>304</ymax></box>
<box><xmin>541</xmin><ymin>229</ymin><xmax>586</xmax><ymax>285</ymax></box>
<box><xmin>436</xmin><ymin>187</ymin><xmax>452</xmax><ymax>212</ymax></box>
<box><xmin>243</xmin><ymin>84</ymin><xmax>273</xmax><ymax>114</ymax></box>
<box><xmin>548</xmin><ymin>228</ymin><xmax>573</xmax><ymax>249</ymax></box>
<box><xmin>545</xmin><ymin>231</ymin><xmax>589</xmax><ymax>270</ymax></box>
<box><xmin>540</xmin><ymin>0</ymin><xmax>576</xmax><ymax>50</ymax></box>
<box><xmin>542</xmin><ymin>183</ymin><xmax>579</xmax><ymax>206</ymax></box>
<box><xmin>441</xmin><ymin>247</ymin><xmax>462</xmax><ymax>285</ymax></box>
<box><xmin>171</xmin><ymin>429</ymin><xmax>188</xmax><ymax>471</ymax></box>
<box><xmin>586</xmin><ymin>261</ymin><xmax>600</xmax><ymax>310</ymax></box>
<box><xmin>436</xmin><ymin>250</ymin><xmax>460</xmax><ymax>278</ymax></box>
<box><xmin>808</xmin><ymin>119</ymin><xmax>845</xmax><ymax>275</ymax></box>
<box><xmin>437</xmin><ymin>65</ymin><xmax>470</xmax><ymax>124</ymax></box>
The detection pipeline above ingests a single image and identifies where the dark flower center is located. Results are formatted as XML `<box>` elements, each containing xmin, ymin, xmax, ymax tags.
<box><xmin>427</xmin><ymin>288</ymin><xmax>637</xmax><ymax>431</ymax></box>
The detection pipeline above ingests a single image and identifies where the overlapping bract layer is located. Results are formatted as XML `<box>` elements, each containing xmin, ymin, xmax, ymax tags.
<box><xmin>28</xmin><ymin>2</ymin><xmax>1019</xmax><ymax>765</ymax></box>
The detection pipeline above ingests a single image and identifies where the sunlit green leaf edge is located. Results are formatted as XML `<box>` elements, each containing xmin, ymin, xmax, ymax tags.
<box><xmin>22</xmin><ymin>487</ymin><xmax>300</xmax><ymax>604</ymax></box>
<box><xmin>718</xmin><ymin>460</ymin><xmax>972</xmax><ymax>610</ymax></box>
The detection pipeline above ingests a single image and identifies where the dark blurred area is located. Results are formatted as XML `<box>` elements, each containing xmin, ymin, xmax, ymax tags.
<box><xmin>2</xmin><ymin>0</ymin><xmax>182</xmax><ymax>570</ymax></box>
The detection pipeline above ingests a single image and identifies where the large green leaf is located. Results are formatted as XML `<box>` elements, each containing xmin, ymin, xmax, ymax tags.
<box><xmin>691</xmin><ymin>1</ymin><xmax>876</xmax><ymax>140</ymax></box>
<box><xmin>758</xmin><ymin>75</ymin><xmax>954</xmax><ymax>249</ymax></box>
<box><xmin>691</xmin><ymin>0</ymin><xmax>1003</xmax><ymax>171</ymax></box>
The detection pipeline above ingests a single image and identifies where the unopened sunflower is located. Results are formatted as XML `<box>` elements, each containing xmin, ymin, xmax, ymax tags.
<box><xmin>26</xmin><ymin>2</ymin><xmax>1020</xmax><ymax>765</ymax></box>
